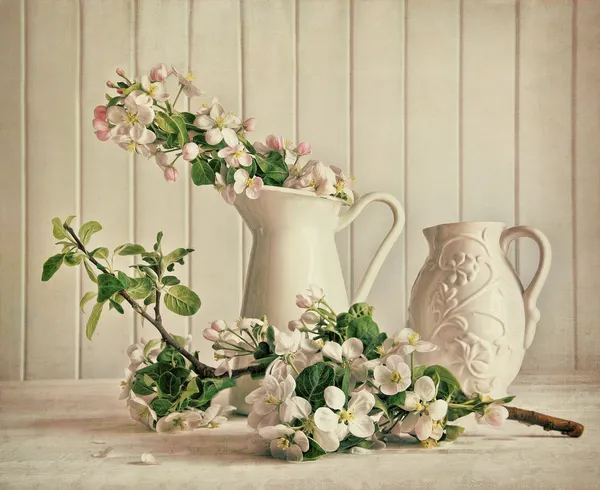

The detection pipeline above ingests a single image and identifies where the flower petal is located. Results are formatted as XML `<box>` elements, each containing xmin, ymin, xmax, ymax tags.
<box><xmin>205</xmin><ymin>128</ymin><xmax>223</xmax><ymax>145</ymax></box>
<box><xmin>313</xmin><ymin>428</ymin><xmax>340</xmax><ymax>452</ymax></box>
<box><xmin>281</xmin><ymin>375</ymin><xmax>296</xmax><ymax>399</ymax></box>
<box><xmin>294</xmin><ymin>431</ymin><xmax>309</xmax><ymax>452</ymax></box>
<box><xmin>428</xmin><ymin>399</ymin><xmax>448</xmax><ymax>421</ymax></box>
<box><xmin>415</xmin><ymin>414</ymin><xmax>433</xmax><ymax>441</ymax></box>
<box><xmin>349</xmin><ymin>414</ymin><xmax>375</xmax><ymax>438</ymax></box>
<box><xmin>373</xmin><ymin>365</ymin><xmax>392</xmax><ymax>385</ymax></box>
<box><xmin>342</xmin><ymin>338</ymin><xmax>363</xmax><ymax>360</ymax></box>
<box><xmin>398</xmin><ymin>411</ymin><xmax>419</xmax><ymax>433</ymax></box>
<box><xmin>414</xmin><ymin>376</ymin><xmax>436</xmax><ymax>402</ymax></box>
<box><xmin>221</xmin><ymin>127</ymin><xmax>239</xmax><ymax>147</ymax></box>
<box><xmin>321</xmin><ymin>341</ymin><xmax>343</xmax><ymax>363</ymax></box>
<box><xmin>324</xmin><ymin>386</ymin><xmax>346</xmax><ymax>410</ymax></box>
<box><xmin>107</xmin><ymin>106</ymin><xmax>125</xmax><ymax>125</ymax></box>
<box><xmin>269</xmin><ymin>439</ymin><xmax>286</xmax><ymax>460</ymax></box>
<box><xmin>348</xmin><ymin>390</ymin><xmax>375</xmax><ymax>416</ymax></box>
<box><xmin>286</xmin><ymin>444</ymin><xmax>303</xmax><ymax>462</ymax></box>
<box><xmin>380</xmin><ymin>382</ymin><xmax>399</xmax><ymax>396</ymax></box>
<box><xmin>314</xmin><ymin>407</ymin><xmax>339</xmax><ymax>432</ymax></box>
<box><xmin>415</xmin><ymin>340</ymin><xmax>438</xmax><ymax>353</ymax></box>
<box><xmin>259</xmin><ymin>424</ymin><xmax>293</xmax><ymax>440</ymax></box>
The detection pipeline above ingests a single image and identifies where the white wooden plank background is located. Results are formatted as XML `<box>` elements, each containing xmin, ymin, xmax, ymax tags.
<box><xmin>0</xmin><ymin>0</ymin><xmax>599</xmax><ymax>380</ymax></box>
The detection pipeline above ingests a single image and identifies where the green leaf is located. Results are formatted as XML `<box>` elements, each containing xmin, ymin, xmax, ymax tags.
<box><xmin>122</xmin><ymin>82</ymin><xmax>141</xmax><ymax>97</ymax></box>
<box><xmin>171</xmin><ymin>334</ymin><xmax>187</xmax><ymax>348</ymax></box>
<box><xmin>106</xmin><ymin>96</ymin><xmax>120</xmax><ymax>108</ymax></box>
<box><xmin>86</xmin><ymin>301</ymin><xmax>104</xmax><ymax>340</ymax></box>
<box><xmin>303</xmin><ymin>438</ymin><xmax>326</xmax><ymax>461</ymax></box>
<box><xmin>226</xmin><ymin>166</ymin><xmax>236</xmax><ymax>185</ymax></box>
<box><xmin>109</xmin><ymin>298</ymin><xmax>124</xmax><ymax>314</ymax></box>
<box><xmin>115</xmin><ymin>243</ymin><xmax>146</xmax><ymax>256</ymax></box>
<box><xmin>41</xmin><ymin>254</ymin><xmax>64</xmax><ymax>281</ymax></box>
<box><xmin>347</xmin><ymin>316</ymin><xmax>380</xmax><ymax>359</ymax></box>
<box><xmin>266</xmin><ymin>326</ymin><xmax>276</xmax><ymax>350</ymax></box>
<box><xmin>161</xmin><ymin>275</ymin><xmax>180</xmax><ymax>286</ymax></box>
<box><xmin>193</xmin><ymin>378</ymin><xmax>236</xmax><ymax>408</ymax></box>
<box><xmin>52</xmin><ymin>217</ymin><xmax>67</xmax><ymax>239</ymax></box>
<box><xmin>494</xmin><ymin>395</ymin><xmax>516</xmax><ymax>405</ymax></box>
<box><xmin>171</xmin><ymin>113</ymin><xmax>189</xmax><ymax>147</ymax></box>
<box><xmin>158</xmin><ymin>372</ymin><xmax>181</xmax><ymax>397</ymax></box>
<box><xmin>256</xmin><ymin>151</ymin><xmax>289</xmax><ymax>184</ymax></box>
<box><xmin>340</xmin><ymin>365</ymin><xmax>352</xmax><ymax>396</ymax></box>
<box><xmin>90</xmin><ymin>247</ymin><xmax>109</xmax><ymax>260</ymax></box>
<box><xmin>163</xmin><ymin>285</ymin><xmax>201</xmax><ymax>316</ymax></box>
<box><xmin>80</xmin><ymin>292</ymin><xmax>97</xmax><ymax>313</ymax></box>
<box><xmin>348</xmin><ymin>303</ymin><xmax>374</xmax><ymax>318</ymax></box>
<box><xmin>127</xmin><ymin>277</ymin><xmax>154</xmax><ymax>301</ymax></box>
<box><xmin>180</xmin><ymin>377</ymin><xmax>200</xmax><ymax>401</ymax></box>
<box><xmin>143</xmin><ymin>338</ymin><xmax>162</xmax><ymax>358</ymax></box>
<box><xmin>336</xmin><ymin>312</ymin><xmax>354</xmax><ymax>330</ymax></box>
<box><xmin>78</xmin><ymin>221</ymin><xmax>102</xmax><ymax>246</ymax></box>
<box><xmin>295</xmin><ymin>362</ymin><xmax>335</xmax><ymax>410</ymax></box>
<box><xmin>144</xmin><ymin>290</ymin><xmax>157</xmax><ymax>306</ymax></box>
<box><xmin>150</xmin><ymin>398</ymin><xmax>172</xmax><ymax>417</ymax></box>
<box><xmin>373</xmin><ymin>395</ymin><xmax>390</xmax><ymax>421</ymax></box>
<box><xmin>154</xmin><ymin>231</ymin><xmax>163</xmax><ymax>252</ymax></box>
<box><xmin>444</xmin><ymin>424</ymin><xmax>465</xmax><ymax>442</ymax></box>
<box><xmin>157</xmin><ymin>347</ymin><xmax>186</xmax><ymax>367</ymax></box>
<box><xmin>83</xmin><ymin>259</ymin><xmax>98</xmax><ymax>284</ymax></box>
<box><xmin>191</xmin><ymin>160</ymin><xmax>216</xmax><ymax>186</ymax></box>
<box><xmin>154</xmin><ymin>112</ymin><xmax>178</xmax><ymax>134</ymax></box>
<box><xmin>136</xmin><ymin>362</ymin><xmax>171</xmax><ymax>381</ymax></box>
<box><xmin>97</xmin><ymin>273</ymin><xmax>125</xmax><ymax>302</ymax></box>
<box><xmin>164</xmin><ymin>248</ymin><xmax>193</xmax><ymax>266</ymax></box>
<box><xmin>132</xmin><ymin>377</ymin><xmax>155</xmax><ymax>396</ymax></box>
<box><xmin>63</xmin><ymin>252</ymin><xmax>83</xmax><ymax>267</ymax></box>
<box><xmin>388</xmin><ymin>391</ymin><xmax>407</xmax><ymax>408</ymax></box>
<box><xmin>422</xmin><ymin>365</ymin><xmax>463</xmax><ymax>399</ymax></box>
<box><xmin>253</xmin><ymin>341</ymin><xmax>271</xmax><ymax>360</ymax></box>
<box><xmin>117</xmin><ymin>271</ymin><xmax>131</xmax><ymax>289</ymax></box>
<box><xmin>64</xmin><ymin>215</ymin><xmax>76</xmax><ymax>227</ymax></box>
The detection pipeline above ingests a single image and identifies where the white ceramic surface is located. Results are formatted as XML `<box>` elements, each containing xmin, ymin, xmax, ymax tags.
<box><xmin>408</xmin><ymin>222</ymin><xmax>551</xmax><ymax>397</ymax></box>
<box><xmin>230</xmin><ymin>186</ymin><xmax>404</xmax><ymax>413</ymax></box>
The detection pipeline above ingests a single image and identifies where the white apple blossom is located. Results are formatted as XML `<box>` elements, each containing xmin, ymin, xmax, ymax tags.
<box><xmin>140</xmin><ymin>452</ymin><xmax>158</xmax><ymax>465</ymax></box>
<box><xmin>171</xmin><ymin>66</ymin><xmax>205</xmax><ymax>98</ymax></box>
<box><xmin>245</xmin><ymin>375</ymin><xmax>305</xmax><ymax>429</ymax></box>
<box><xmin>330</xmin><ymin>165</ymin><xmax>355</xmax><ymax>203</ymax></box>
<box><xmin>396</xmin><ymin>376</ymin><xmax>448</xmax><ymax>441</ymax></box>
<box><xmin>214</xmin><ymin>165</ymin><xmax>236</xmax><ymax>205</ymax></box>
<box><xmin>195</xmin><ymin>97</ymin><xmax>219</xmax><ymax>118</ymax></box>
<box><xmin>476</xmin><ymin>403</ymin><xmax>509</xmax><ymax>428</ymax></box>
<box><xmin>195</xmin><ymin>102</ymin><xmax>240</xmax><ymax>146</ymax></box>
<box><xmin>217</xmin><ymin>143</ymin><xmax>252</xmax><ymax>168</ymax></box>
<box><xmin>197</xmin><ymin>404</ymin><xmax>236</xmax><ymax>428</ymax></box>
<box><xmin>373</xmin><ymin>355</ymin><xmax>411</xmax><ymax>395</ymax></box>
<box><xmin>119</xmin><ymin>368</ymin><xmax>134</xmax><ymax>400</ymax></box>
<box><xmin>396</xmin><ymin>328</ymin><xmax>438</xmax><ymax>356</ymax></box>
<box><xmin>311</xmin><ymin>161</ymin><xmax>337</xmax><ymax>196</ymax></box>
<box><xmin>259</xmin><ymin>425</ymin><xmax>309</xmax><ymax>462</ymax></box>
<box><xmin>283</xmin><ymin>160</ymin><xmax>316</xmax><ymax>189</ymax></box>
<box><xmin>233</xmin><ymin>169</ymin><xmax>264</xmax><ymax>199</ymax></box>
<box><xmin>141</xmin><ymin>75</ymin><xmax>169</xmax><ymax>101</ymax></box>
<box><xmin>156</xmin><ymin>410</ymin><xmax>202</xmax><ymax>433</ymax></box>
<box><xmin>149</xmin><ymin>63</ymin><xmax>170</xmax><ymax>82</ymax></box>
<box><xmin>128</xmin><ymin>395</ymin><xmax>158</xmax><ymax>429</ymax></box>
<box><xmin>115</xmin><ymin>124</ymin><xmax>157</xmax><ymax>157</ymax></box>
<box><xmin>300</xmin><ymin>310</ymin><xmax>320</xmax><ymax>325</ymax></box>
<box><xmin>314</xmin><ymin>387</ymin><xmax>376</xmax><ymax>441</ymax></box>
<box><xmin>107</xmin><ymin>92</ymin><xmax>155</xmax><ymax>135</ymax></box>
<box><xmin>322</xmin><ymin>338</ymin><xmax>363</xmax><ymax>365</ymax></box>
<box><xmin>182</xmin><ymin>142</ymin><xmax>200</xmax><ymax>161</ymax></box>
<box><xmin>274</xmin><ymin>329</ymin><xmax>302</xmax><ymax>356</ymax></box>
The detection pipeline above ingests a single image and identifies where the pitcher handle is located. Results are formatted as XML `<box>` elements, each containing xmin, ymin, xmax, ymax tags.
<box><xmin>336</xmin><ymin>192</ymin><xmax>405</xmax><ymax>303</ymax></box>
<box><xmin>499</xmin><ymin>226</ymin><xmax>552</xmax><ymax>349</ymax></box>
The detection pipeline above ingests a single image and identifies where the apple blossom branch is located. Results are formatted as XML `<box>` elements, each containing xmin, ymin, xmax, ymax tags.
<box><xmin>63</xmin><ymin>223</ymin><xmax>261</xmax><ymax>380</ymax></box>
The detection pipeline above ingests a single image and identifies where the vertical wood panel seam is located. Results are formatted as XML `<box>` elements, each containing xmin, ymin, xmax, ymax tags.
<box><xmin>403</xmin><ymin>0</ymin><xmax>408</xmax><ymax>310</ymax></box>
<box><xmin>514</xmin><ymin>0</ymin><xmax>521</xmax><ymax>274</ymax></box>
<box><xmin>20</xmin><ymin>0</ymin><xmax>27</xmax><ymax>381</ymax></box>
<box><xmin>239</xmin><ymin>0</ymin><xmax>245</xmax><ymax>299</ymax></box>
<box><xmin>458</xmin><ymin>0</ymin><xmax>464</xmax><ymax>222</ymax></box>
<box><xmin>571</xmin><ymin>0</ymin><xmax>578</xmax><ymax>370</ymax></box>
<box><xmin>349</xmin><ymin>0</ymin><xmax>355</xmax><ymax>298</ymax></box>
<box><xmin>185</xmin><ymin>0</ymin><xmax>192</xmax><ymax>338</ymax></box>
<box><xmin>75</xmin><ymin>0</ymin><xmax>83</xmax><ymax>379</ymax></box>
<box><xmin>293</xmin><ymin>0</ymin><xmax>298</xmax><ymax>143</ymax></box>
<box><xmin>130</xmin><ymin>0</ymin><xmax>138</xmax><ymax>343</ymax></box>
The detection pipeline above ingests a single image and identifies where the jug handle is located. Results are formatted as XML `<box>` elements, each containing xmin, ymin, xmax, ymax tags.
<box><xmin>336</xmin><ymin>192</ymin><xmax>405</xmax><ymax>304</ymax></box>
<box><xmin>499</xmin><ymin>226</ymin><xmax>552</xmax><ymax>350</ymax></box>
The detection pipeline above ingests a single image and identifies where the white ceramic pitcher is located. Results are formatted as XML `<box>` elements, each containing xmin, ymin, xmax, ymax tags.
<box><xmin>408</xmin><ymin>222</ymin><xmax>551</xmax><ymax>397</ymax></box>
<box><xmin>231</xmin><ymin>186</ymin><xmax>405</xmax><ymax>413</ymax></box>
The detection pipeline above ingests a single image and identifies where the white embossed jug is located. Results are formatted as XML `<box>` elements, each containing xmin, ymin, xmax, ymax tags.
<box><xmin>408</xmin><ymin>222</ymin><xmax>551</xmax><ymax>397</ymax></box>
<box><xmin>231</xmin><ymin>186</ymin><xmax>404</xmax><ymax>413</ymax></box>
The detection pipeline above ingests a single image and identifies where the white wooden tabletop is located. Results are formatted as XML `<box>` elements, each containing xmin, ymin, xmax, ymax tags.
<box><xmin>0</xmin><ymin>375</ymin><xmax>598</xmax><ymax>489</ymax></box>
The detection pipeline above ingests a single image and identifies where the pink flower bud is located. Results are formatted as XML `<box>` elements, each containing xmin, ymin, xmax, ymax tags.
<box><xmin>295</xmin><ymin>294</ymin><xmax>313</xmax><ymax>309</ymax></box>
<box><xmin>265</xmin><ymin>134</ymin><xmax>283</xmax><ymax>151</ymax></box>
<box><xmin>481</xmin><ymin>405</ymin><xmax>509</xmax><ymax>428</ymax></box>
<box><xmin>182</xmin><ymin>142</ymin><xmax>200</xmax><ymax>161</ymax></box>
<box><xmin>288</xmin><ymin>320</ymin><xmax>302</xmax><ymax>332</ymax></box>
<box><xmin>301</xmin><ymin>310</ymin><xmax>320</xmax><ymax>325</ymax></box>
<box><xmin>211</xmin><ymin>320</ymin><xmax>226</xmax><ymax>332</ymax></box>
<box><xmin>116</xmin><ymin>88</ymin><xmax>124</xmax><ymax>95</ymax></box>
<box><xmin>116</xmin><ymin>67</ymin><xmax>125</xmax><ymax>77</ymax></box>
<box><xmin>92</xmin><ymin>118</ymin><xmax>109</xmax><ymax>131</ymax></box>
<box><xmin>150</xmin><ymin>63</ymin><xmax>169</xmax><ymax>82</ymax></box>
<box><xmin>295</xmin><ymin>141</ymin><xmax>312</xmax><ymax>156</ymax></box>
<box><xmin>106</xmin><ymin>80</ymin><xmax>116</xmax><ymax>88</ymax></box>
<box><xmin>164</xmin><ymin>166</ymin><xmax>178</xmax><ymax>182</ymax></box>
<box><xmin>95</xmin><ymin>130</ymin><xmax>111</xmax><ymax>142</ymax></box>
<box><xmin>94</xmin><ymin>105</ymin><xmax>107</xmax><ymax>121</ymax></box>
<box><xmin>243</xmin><ymin>117</ymin><xmax>256</xmax><ymax>132</ymax></box>
<box><xmin>203</xmin><ymin>328</ymin><xmax>220</xmax><ymax>342</ymax></box>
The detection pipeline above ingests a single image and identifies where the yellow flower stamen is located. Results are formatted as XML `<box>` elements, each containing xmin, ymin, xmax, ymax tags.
<box><xmin>245</xmin><ymin>178</ymin><xmax>254</xmax><ymax>188</ymax></box>
<box><xmin>277</xmin><ymin>437</ymin><xmax>291</xmax><ymax>450</ymax></box>
<box><xmin>123</xmin><ymin>111</ymin><xmax>140</xmax><ymax>126</ymax></box>
<box><xmin>421</xmin><ymin>438</ymin><xmax>439</xmax><ymax>449</ymax></box>
<box><xmin>338</xmin><ymin>409</ymin><xmax>355</xmax><ymax>423</ymax></box>
<box><xmin>209</xmin><ymin>422</ymin><xmax>221</xmax><ymax>429</ymax></box>
<box><xmin>408</xmin><ymin>332</ymin><xmax>420</xmax><ymax>345</ymax></box>
<box><xmin>146</xmin><ymin>84</ymin><xmax>158</xmax><ymax>97</ymax></box>
<box><xmin>185</xmin><ymin>72</ymin><xmax>194</xmax><ymax>82</ymax></box>
<box><xmin>264</xmin><ymin>394</ymin><xmax>280</xmax><ymax>406</ymax></box>
<box><xmin>390</xmin><ymin>370</ymin><xmax>402</xmax><ymax>384</ymax></box>
<box><xmin>126</xmin><ymin>141</ymin><xmax>137</xmax><ymax>152</ymax></box>
<box><xmin>214</xmin><ymin>116</ymin><xmax>226</xmax><ymax>129</ymax></box>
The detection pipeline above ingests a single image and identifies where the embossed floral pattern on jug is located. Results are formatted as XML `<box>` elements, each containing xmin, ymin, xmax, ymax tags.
<box><xmin>408</xmin><ymin>222</ymin><xmax>551</xmax><ymax>397</ymax></box>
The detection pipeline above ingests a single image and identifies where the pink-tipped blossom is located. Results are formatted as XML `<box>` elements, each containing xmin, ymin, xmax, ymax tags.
<box><xmin>233</xmin><ymin>169</ymin><xmax>263</xmax><ymax>199</ymax></box>
<box><xmin>106</xmin><ymin>80</ymin><xmax>116</xmax><ymax>88</ymax></box>
<box><xmin>203</xmin><ymin>328</ymin><xmax>220</xmax><ymax>342</ymax></box>
<box><xmin>164</xmin><ymin>166</ymin><xmax>178</xmax><ymax>182</ymax></box>
<box><xmin>94</xmin><ymin>105</ymin><xmax>107</xmax><ymax>121</ymax></box>
<box><xmin>116</xmin><ymin>68</ymin><xmax>125</xmax><ymax>77</ymax></box>
<box><xmin>171</xmin><ymin>66</ymin><xmax>205</xmax><ymax>98</ymax></box>
<box><xmin>295</xmin><ymin>141</ymin><xmax>311</xmax><ymax>156</ymax></box>
<box><xmin>211</xmin><ymin>320</ymin><xmax>226</xmax><ymax>332</ymax></box>
<box><xmin>217</xmin><ymin>143</ymin><xmax>252</xmax><ymax>168</ymax></box>
<box><xmin>295</xmin><ymin>294</ymin><xmax>312</xmax><ymax>308</ymax></box>
<box><xmin>265</xmin><ymin>134</ymin><xmax>284</xmax><ymax>151</ymax></box>
<box><xmin>195</xmin><ymin>102</ymin><xmax>240</xmax><ymax>146</ymax></box>
<box><xmin>288</xmin><ymin>320</ymin><xmax>302</xmax><ymax>332</ymax></box>
<box><xmin>149</xmin><ymin>63</ymin><xmax>169</xmax><ymax>82</ymax></box>
<box><xmin>476</xmin><ymin>404</ymin><xmax>509</xmax><ymax>428</ymax></box>
<box><xmin>182</xmin><ymin>142</ymin><xmax>200</xmax><ymax>161</ymax></box>
<box><xmin>243</xmin><ymin>117</ymin><xmax>256</xmax><ymax>132</ymax></box>
<box><xmin>215</xmin><ymin>170</ymin><xmax>236</xmax><ymax>205</ymax></box>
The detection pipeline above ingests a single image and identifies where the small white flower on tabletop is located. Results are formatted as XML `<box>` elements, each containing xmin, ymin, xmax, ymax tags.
<box><xmin>140</xmin><ymin>452</ymin><xmax>158</xmax><ymax>465</ymax></box>
<box><xmin>233</xmin><ymin>169</ymin><xmax>263</xmax><ymax>199</ymax></box>
<box><xmin>315</xmin><ymin>387</ymin><xmax>376</xmax><ymax>441</ymax></box>
<box><xmin>197</xmin><ymin>404</ymin><xmax>236</xmax><ymax>429</ymax></box>
<box><xmin>217</xmin><ymin>143</ymin><xmax>252</xmax><ymax>168</ymax></box>
<box><xmin>396</xmin><ymin>327</ymin><xmax>438</xmax><ymax>356</ymax></box>
<box><xmin>476</xmin><ymin>403</ymin><xmax>509</xmax><ymax>428</ymax></box>
<box><xmin>156</xmin><ymin>411</ymin><xmax>202</xmax><ymax>433</ymax></box>
<box><xmin>373</xmin><ymin>355</ymin><xmax>411</xmax><ymax>395</ymax></box>
<box><xmin>128</xmin><ymin>395</ymin><xmax>158</xmax><ymax>430</ymax></box>
<box><xmin>395</xmin><ymin>376</ymin><xmax>448</xmax><ymax>441</ymax></box>
<box><xmin>259</xmin><ymin>425</ymin><xmax>309</xmax><ymax>462</ymax></box>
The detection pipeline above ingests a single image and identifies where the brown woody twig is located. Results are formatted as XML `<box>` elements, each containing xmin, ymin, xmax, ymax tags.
<box><xmin>507</xmin><ymin>406</ymin><xmax>584</xmax><ymax>438</ymax></box>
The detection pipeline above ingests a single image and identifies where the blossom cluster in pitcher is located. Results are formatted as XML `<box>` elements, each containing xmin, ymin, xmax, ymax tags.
<box><xmin>93</xmin><ymin>64</ymin><xmax>354</xmax><ymax>204</ymax></box>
